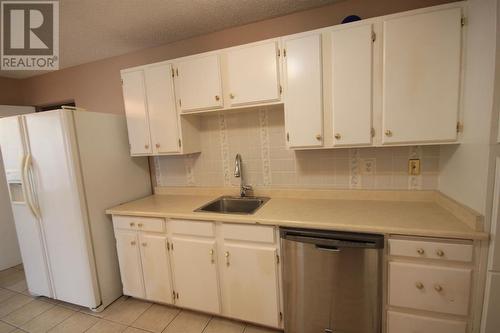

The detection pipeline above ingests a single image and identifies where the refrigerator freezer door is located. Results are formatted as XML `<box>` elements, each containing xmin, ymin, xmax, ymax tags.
<box><xmin>0</xmin><ymin>116</ymin><xmax>25</xmax><ymax>180</ymax></box>
<box><xmin>0</xmin><ymin>116</ymin><xmax>52</xmax><ymax>297</ymax></box>
<box><xmin>23</xmin><ymin>110</ymin><xmax>100</xmax><ymax>308</ymax></box>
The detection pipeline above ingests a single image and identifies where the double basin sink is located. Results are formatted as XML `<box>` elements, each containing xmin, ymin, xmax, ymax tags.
<box><xmin>195</xmin><ymin>196</ymin><xmax>270</xmax><ymax>215</ymax></box>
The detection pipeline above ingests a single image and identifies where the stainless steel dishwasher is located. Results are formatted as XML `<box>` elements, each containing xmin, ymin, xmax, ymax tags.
<box><xmin>280</xmin><ymin>227</ymin><xmax>384</xmax><ymax>333</ymax></box>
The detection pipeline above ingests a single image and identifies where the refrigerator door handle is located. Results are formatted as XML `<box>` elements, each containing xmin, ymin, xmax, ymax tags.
<box><xmin>23</xmin><ymin>154</ymin><xmax>41</xmax><ymax>220</ymax></box>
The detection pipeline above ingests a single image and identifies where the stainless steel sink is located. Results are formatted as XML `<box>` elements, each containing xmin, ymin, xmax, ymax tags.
<box><xmin>195</xmin><ymin>196</ymin><xmax>270</xmax><ymax>215</ymax></box>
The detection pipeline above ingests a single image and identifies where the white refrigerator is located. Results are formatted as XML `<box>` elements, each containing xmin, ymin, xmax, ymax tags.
<box><xmin>0</xmin><ymin>109</ymin><xmax>151</xmax><ymax>310</ymax></box>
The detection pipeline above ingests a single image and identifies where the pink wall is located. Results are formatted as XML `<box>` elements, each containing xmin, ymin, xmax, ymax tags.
<box><xmin>6</xmin><ymin>0</ymin><xmax>454</xmax><ymax>113</ymax></box>
<box><xmin>0</xmin><ymin>77</ymin><xmax>24</xmax><ymax>105</ymax></box>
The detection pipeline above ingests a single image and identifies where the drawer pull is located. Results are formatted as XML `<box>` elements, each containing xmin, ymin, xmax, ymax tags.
<box><xmin>415</xmin><ymin>282</ymin><xmax>424</xmax><ymax>290</ymax></box>
<box><xmin>434</xmin><ymin>284</ymin><xmax>443</xmax><ymax>292</ymax></box>
<box><xmin>141</xmin><ymin>242</ymin><xmax>147</xmax><ymax>247</ymax></box>
<box><xmin>225</xmin><ymin>251</ymin><xmax>230</xmax><ymax>266</ymax></box>
<box><xmin>436</xmin><ymin>249</ymin><xmax>445</xmax><ymax>257</ymax></box>
<box><xmin>129</xmin><ymin>222</ymin><xmax>135</xmax><ymax>227</ymax></box>
<box><xmin>138</xmin><ymin>223</ymin><xmax>143</xmax><ymax>228</ymax></box>
<box><xmin>130</xmin><ymin>241</ymin><xmax>136</xmax><ymax>246</ymax></box>
<box><xmin>416</xmin><ymin>248</ymin><xmax>425</xmax><ymax>255</ymax></box>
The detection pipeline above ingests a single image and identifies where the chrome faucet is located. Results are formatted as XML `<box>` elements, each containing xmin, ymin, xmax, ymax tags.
<box><xmin>234</xmin><ymin>154</ymin><xmax>252</xmax><ymax>197</ymax></box>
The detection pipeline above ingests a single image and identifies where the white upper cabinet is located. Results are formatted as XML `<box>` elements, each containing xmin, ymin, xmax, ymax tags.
<box><xmin>144</xmin><ymin>64</ymin><xmax>180</xmax><ymax>154</ymax></box>
<box><xmin>174</xmin><ymin>54</ymin><xmax>223</xmax><ymax>112</ymax></box>
<box><xmin>121</xmin><ymin>63</ymin><xmax>199</xmax><ymax>156</ymax></box>
<box><xmin>226</xmin><ymin>40</ymin><xmax>281</xmax><ymax>106</ymax></box>
<box><xmin>121</xmin><ymin>70</ymin><xmax>152</xmax><ymax>155</ymax></box>
<box><xmin>331</xmin><ymin>24</ymin><xmax>373</xmax><ymax>146</ymax></box>
<box><xmin>283</xmin><ymin>33</ymin><xmax>323</xmax><ymax>148</ymax></box>
<box><xmin>382</xmin><ymin>8</ymin><xmax>462</xmax><ymax>144</ymax></box>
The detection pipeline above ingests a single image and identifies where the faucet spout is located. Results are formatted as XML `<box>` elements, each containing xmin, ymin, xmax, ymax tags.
<box><xmin>234</xmin><ymin>154</ymin><xmax>252</xmax><ymax>197</ymax></box>
<box><xmin>234</xmin><ymin>154</ymin><xmax>242</xmax><ymax>178</ymax></box>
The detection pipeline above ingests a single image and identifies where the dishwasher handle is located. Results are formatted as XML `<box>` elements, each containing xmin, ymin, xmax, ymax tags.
<box><xmin>280</xmin><ymin>228</ymin><xmax>384</xmax><ymax>249</ymax></box>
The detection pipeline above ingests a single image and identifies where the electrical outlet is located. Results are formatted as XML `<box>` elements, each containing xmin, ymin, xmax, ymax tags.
<box><xmin>362</xmin><ymin>158</ymin><xmax>376</xmax><ymax>175</ymax></box>
<box><xmin>408</xmin><ymin>159</ymin><xmax>421</xmax><ymax>175</ymax></box>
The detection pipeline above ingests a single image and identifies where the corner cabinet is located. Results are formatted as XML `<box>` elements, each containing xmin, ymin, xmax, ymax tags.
<box><xmin>120</xmin><ymin>63</ymin><xmax>200</xmax><ymax>156</ymax></box>
<box><xmin>111</xmin><ymin>216</ymin><xmax>283</xmax><ymax>329</ymax></box>
<box><xmin>283</xmin><ymin>33</ymin><xmax>324</xmax><ymax>148</ymax></box>
<box><xmin>381</xmin><ymin>8</ymin><xmax>462</xmax><ymax>144</ymax></box>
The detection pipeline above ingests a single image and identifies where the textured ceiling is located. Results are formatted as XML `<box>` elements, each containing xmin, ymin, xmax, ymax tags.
<box><xmin>1</xmin><ymin>0</ymin><xmax>340</xmax><ymax>79</ymax></box>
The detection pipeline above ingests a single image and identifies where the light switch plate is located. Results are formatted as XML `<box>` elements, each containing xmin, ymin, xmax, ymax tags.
<box><xmin>408</xmin><ymin>159</ymin><xmax>421</xmax><ymax>175</ymax></box>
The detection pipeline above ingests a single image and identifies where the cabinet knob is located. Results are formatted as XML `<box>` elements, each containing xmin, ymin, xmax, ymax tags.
<box><xmin>315</xmin><ymin>134</ymin><xmax>322</xmax><ymax>141</ymax></box>
<box><xmin>334</xmin><ymin>133</ymin><xmax>341</xmax><ymax>140</ymax></box>
<box><xmin>434</xmin><ymin>284</ymin><xmax>443</xmax><ymax>292</ymax></box>
<box><xmin>415</xmin><ymin>281</ymin><xmax>424</xmax><ymax>290</ymax></box>
<box><xmin>229</xmin><ymin>93</ymin><xmax>235</xmax><ymax>99</ymax></box>
<box><xmin>436</xmin><ymin>249</ymin><xmax>444</xmax><ymax>257</ymax></box>
<box><xmin>145</xmin><ymin>144</ymin><xmax>149</xmax><ymax>149</ymax></box>
<box><xmin>130</xmin><ymin>241</ymin><xmax>136</xmax><ymax>246</ymax></box>
<box><xmin>384</xmin><ymin>130</ymin><xmax>393</xmax><ymax>137</ymax></box>
<box><xmin>129</xmin><ymin>222</ymin><xmax>135</xmax><ymax>227</ymax></box>
<box><xmin>141</xmin><ymin>242</ymin><xmax>147</xmax><ymax>247</ymax></box>
<box><xmin>416</xmin><ymin>248</ymin><xmax>425</xmax><ymax>255</ymax></box>
<box><xmin>155</xmin><ymin>143</ymin><xmax>160</xmax><ymax>148</ymax></box>
<box><xmin>138</xmin><ymin>223</ymin><xmax>143</xmax><ymax>228</ymax></box>
<box><xmin>215</xmin><ymin>95</ymin><xmax>220</xmax><ymax>101</ymax></box>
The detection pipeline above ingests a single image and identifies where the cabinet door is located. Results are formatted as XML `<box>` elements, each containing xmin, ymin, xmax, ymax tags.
<box><xmin>331</xmin><ymin>24</ymin><xmax>373</xmax><ymax>146</ymax></box>
<box><xmin>144</xmin><ymin>64</ymin><xmax>180</xmax><ymax>154</ymax></box>
<box><xmin>382</xmin><ymin>8</ymin><xmax>462</xmax><ymax>144</ymax></box>
<box><xmin>115</xmin><ymin>231</ymin><xmax>145</xmax><ymax>298</ymax></box>
<box><xmin>221</xmin><ymin>243</ymin><xmax>280</xmax><ymax>327</ymax></box>
<box><xmin>283</xmin><ymin>34</ymin><xmax>323</xmax><ymax>148</ymax></box>
<box><xmin>0</xmin><ymin>116</ymin><xmax>25</xmax><ymax>178</ymax></box>
<box><xmin>121</xmin><ymin>70</ymin><xmax>152</xmax><ymax>155</ymax></box>
<box><xmin>226</xmin><ymin>41</ymin><xmax>280</xmax><ymax>106</ymax></box>
<box><xmin>170</xmin><ymin>237</ymin><xmax>220</xmax><ymax>313</ymax></box>
<box><xmin>139</xmin><ymin>233</ymin><xmax>173</xmax><ymax>304</ymax></box>
<box><xmin>174</xmin><ymin>54</ymin><xmax>223</xmax><ymax>112</ymax></box>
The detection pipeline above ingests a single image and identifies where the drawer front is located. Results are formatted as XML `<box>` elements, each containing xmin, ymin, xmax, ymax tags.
<box><xmin>221</xmin><ymin>224</ymin><xmax>275</xmax><ymax>243</ymax></box>
<box><xmin>389</xmin><ymin>262</ymin><xmax>471</xmax><ymax>316</ymax></box>
<box><xmin>170</xmin><ymin>219</ymin><xmax>215</xmax><ymax>237</ymax></box>
<box><xmin>389</xmin><ymin>238</ymin><xmax>473</xmax><ymax>262</ymax></box>
<box><xmin>113</xmin><ymin>215</ymin><xmax>165</xmax><ymax>233</ymax></box>
<box><xmin>387</xmin><ymin>311</ymin><xmax>467</xmax><ymax>333</ymax></box>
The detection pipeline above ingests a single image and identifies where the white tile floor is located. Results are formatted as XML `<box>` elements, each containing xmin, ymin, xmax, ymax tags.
<box><xmin>0</xmin><ymin>266</ymin><xmax>281</xmax><ymax>333</ymax></box>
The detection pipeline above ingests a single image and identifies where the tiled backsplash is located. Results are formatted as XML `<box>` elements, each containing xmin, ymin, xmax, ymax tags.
<box><xmin>155</xmin><ymin>106</ymin><xmax>440</xmax><ymax>190</ymax></box>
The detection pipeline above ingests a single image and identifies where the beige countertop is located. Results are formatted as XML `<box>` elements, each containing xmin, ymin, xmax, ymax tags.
<box><xmin>106</xmin><ymin>187</ymin><xmax>488</xmax><ymax>240</ymax></box>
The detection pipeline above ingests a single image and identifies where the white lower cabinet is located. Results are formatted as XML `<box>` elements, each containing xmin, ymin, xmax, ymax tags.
<box><xmin>221</xmin><ymin>243</ymin><xmax>280</xmax><ymax>327</ymax></box>
<box><xmin>387</xmin><ymin>236</ymin><xmax>474</xmax><ymax>333</ymax></box>
<box><xmin>170</xmin><ymin>237</ymin><xmax>220</xmax><ymax>314</ymax></box>
<box><xmin>115</xmin><ymin>231</ymin><xmax>144</xmax><ymax>298</ymax></box>
<box><xmin>387</xmin><ymin>311</ymin><xmax>467</xmax><ymax>333</ymax></box>
<box><xmin>113</xmin><ymin>217</ymin><xmax>174</xmax><ymax>304</ymax></box>
<box><xmin>139</xmin><ymin>233</ymin><xmax>173</xmax><ymax>304</ymax></box>
<box><xmin>112</xmin><ymin>216</ymin><xmax>282</xmax><ymax>328</ymax></box>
